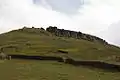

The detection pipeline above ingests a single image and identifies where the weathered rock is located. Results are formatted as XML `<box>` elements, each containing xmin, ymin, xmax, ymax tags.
<box><xmin>0</xmin><ymin>52</ymin><xmax>11</xmax><ymax>60</ymax></box>
<box><xmin>40</xmin><ymin>27</ymin><xmax>45</xmax><ymax>31</ymax></box>
<box><xmin>19</xmin><ymin>26</ymin><xmax>108</xmax><ymax>44</ymax></box>
<box><xmin>46</xmin><ymin>26</ymin><xmax>108</xmax><ymax>44</ymax></box>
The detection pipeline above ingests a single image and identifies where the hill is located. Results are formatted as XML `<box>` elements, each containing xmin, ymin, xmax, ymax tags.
<box><xmin>1</xmin><ymin>26</ymin><xmax>120</xmax><ymax>80</ymax></box>
<box><xmin>0</xmin><ymin>26</ymin><xmax>120</xmax><ymax>63</ymax></box>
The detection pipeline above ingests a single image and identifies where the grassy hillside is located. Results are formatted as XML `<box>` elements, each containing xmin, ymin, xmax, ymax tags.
<box><xmin>0</xmin><ymin>27</ymin><xmax>120</xmax><ymax>62</ymax></box>
<box><xmin>0</xmin><ymin>27</ymin><xmax>120</xmax><ymax>80</ymax></box>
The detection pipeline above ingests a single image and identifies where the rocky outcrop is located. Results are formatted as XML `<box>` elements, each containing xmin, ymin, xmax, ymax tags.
<box><xmin>19</xmin><ymin>26</ymin><xmax>50</xmax><ymax>36</ymax></box>
<box><xmin>18</xmin><ymin>26</ymin><xmax>108</xmax><ymax>44</ymax></box>
<box><xmin>46</xmin><ymin>26</ymin><xmax>108</xmax><ymax>44</ymax></box>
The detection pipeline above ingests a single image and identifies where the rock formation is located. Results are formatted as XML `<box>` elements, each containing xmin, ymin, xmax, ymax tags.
<box><xmin>19</xmin><ymin>26</ymin><xmax>108</xmax><ymax>44</ymax></box>
<box><xmin>46</xmin><ymin>26</ymin><xmax>108</xmax><ymax>44</ymax></box>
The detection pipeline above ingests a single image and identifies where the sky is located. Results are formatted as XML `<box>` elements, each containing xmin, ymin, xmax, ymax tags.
<box><xmin>0</xmin><ymin>0</ymin><xmax>120</xmax><ymax>46</ymax></box>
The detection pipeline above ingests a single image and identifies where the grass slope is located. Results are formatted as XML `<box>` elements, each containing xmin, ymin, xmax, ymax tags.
<box><xmin>0</xmin><ymin>27</ymin><xmax>120</xmax><ymax>80</ymax></box>
<box><xmin>0</xmin><ymin>60</ymin><xmax>120</xmax><ymax>80</ymax></box>
<box><xmin>0</xmin><ymin>28</ymin><xmax>120</xmax><ymax>62</ymax></box>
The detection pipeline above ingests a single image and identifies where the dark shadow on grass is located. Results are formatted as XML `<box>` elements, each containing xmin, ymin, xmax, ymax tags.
<box><xmin>9</xmin><ymin>54</ymin><xmax>63</xmax><ymax>61</ymax></box>
<box><xmin>8</xmin><ymin>54</ymin><xmax>120</xmax><ymax>72</ymax></box>
<box><xmin>65</xmin><ymin>58</ymin><xmax>120</xmax><ymax>72</ymax></box>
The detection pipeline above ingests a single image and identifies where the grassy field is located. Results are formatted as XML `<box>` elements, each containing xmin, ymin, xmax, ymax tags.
<box><xmin>0</xmin><ymin>27</ymin><xmax>120</xmax><ymax>80</ymax></box>
<box><xmin>0</xmin><ymin>59</ymin><xmax>120</xmax><ymax>80</ymax></box>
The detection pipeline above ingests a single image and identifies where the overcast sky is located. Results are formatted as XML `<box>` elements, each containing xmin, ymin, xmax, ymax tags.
<box><xmin>0</xmin><ymin>0</ymin><xmax>120</xmax><ymax>46</ymax></box>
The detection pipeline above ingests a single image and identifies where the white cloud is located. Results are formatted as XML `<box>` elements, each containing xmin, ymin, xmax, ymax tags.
<box><xmin>73</xmin><ymin>0</ymin><xmax>120</xmax><ymax>33</ymax></box>
<box><xmin>0</xmin><ymin>0</ymin><xmax>75</xmax><ymax>33</ymax></box>
<box><xmin>71</xmin><ymin>0</ymin><xmax>120</xmax><ymax>46</ymax></box>
<box><xmin>0</xmin><ymin>0</ymin><xmax>120</xmax><ymax>46</ymax></box>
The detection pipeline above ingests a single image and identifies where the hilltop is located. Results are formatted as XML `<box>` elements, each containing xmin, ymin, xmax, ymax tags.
<box><xmin>46</xmin><ymin>26</ymin><xmax>108</xmax><ymax>44</ymax></box>
<box><xmin>0</xmin><ymin>26</ymin><xmax>120</xmax><ymax>62</ymax></box>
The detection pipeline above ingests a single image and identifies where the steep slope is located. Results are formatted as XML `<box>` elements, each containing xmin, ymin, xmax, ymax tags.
<box><xmin>0</xmin><ymin>26</ymin><xmax>120</xmax><ymax>62</ymax></box>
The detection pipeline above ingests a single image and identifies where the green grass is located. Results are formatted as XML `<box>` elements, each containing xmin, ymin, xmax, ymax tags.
<box><xmin>0</xmin><ymin>28</ymin><xmax>120</xmax><ymax>80</ymax></box>
<box><xmin>0</xmin><ymin>28</ymin><xmax>120</xmax><ymax>62</ymax></box>
<box><xmin>0</xmin><ymin>60</ymin><xmax>120</xmax><ymax>80</ymax></box>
